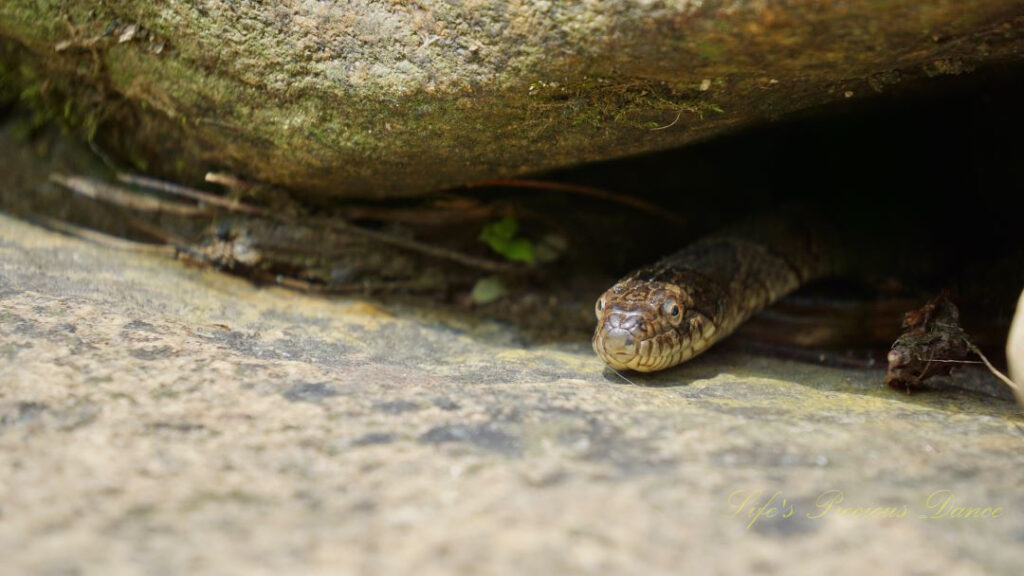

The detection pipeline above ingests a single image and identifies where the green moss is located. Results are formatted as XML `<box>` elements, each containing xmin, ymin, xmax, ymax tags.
<box><xmin>526</xmin><ymin>77</ymin><xmax>724</xmax><ymax>132</ymax></box>
<box><xmin>694</xmin><ymin>41</ymin><xmax>725</xmax><ymax>62</ymax></box>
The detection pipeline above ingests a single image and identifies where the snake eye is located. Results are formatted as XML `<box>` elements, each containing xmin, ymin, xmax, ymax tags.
<box><xmin>662</xmin><ymin>298</ymin><xmax>681</xmax><ymax>321</ymax></box>
<box><xmin>595</xmin><ymin>297</ymin><xmax>605</xmax><ymax>316</ymax></box>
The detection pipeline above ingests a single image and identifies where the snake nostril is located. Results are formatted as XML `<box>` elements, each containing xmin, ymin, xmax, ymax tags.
<box><xmin>608</xmin><ymin>311</ymin><xmax>643</xmax><ymax>332</ymax></box>
<box><xmin>602</xmin><ymin>327</ymin><xmax>636</xmax><ymax>357</ymax></box>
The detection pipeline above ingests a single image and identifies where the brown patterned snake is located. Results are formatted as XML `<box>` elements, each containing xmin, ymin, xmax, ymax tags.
<box><xmin>593</xmin><ymin>207</ymin><xmax>842</xmax><ymax>372</ymax></box>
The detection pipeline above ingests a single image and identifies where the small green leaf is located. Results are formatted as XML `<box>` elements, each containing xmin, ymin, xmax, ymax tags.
<box><xmin>479</xmin><ymin>217</ymin><xmax>535</xmax><ymax>264</ymax></box>
<box><xmin>501</xmin><ymin>237</ymin><xmax>535</xmax><ymax>264</ymax></box>
<box><xmin>479</xmin><ymin>217</ymin><xmax>518</xmax><ymax>244</ymax></box>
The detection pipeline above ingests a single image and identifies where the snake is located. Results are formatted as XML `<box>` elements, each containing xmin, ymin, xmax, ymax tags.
<box><xmin>592</xmin><ymin>207</ymin><xmax>842</xmax><ymax>372</ymax></box>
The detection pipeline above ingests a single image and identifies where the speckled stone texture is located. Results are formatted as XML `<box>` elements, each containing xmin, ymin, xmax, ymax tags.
<box><xmin>1</xmin><ymin>211</ymin><xmax>1022</xmax><ymax>574</ymax></box>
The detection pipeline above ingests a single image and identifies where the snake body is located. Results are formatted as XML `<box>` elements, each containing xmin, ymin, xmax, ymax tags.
<box><xmin>593</xmin><ymin>207</ymin><xmax>840</xmax><ymax>372</ymax></box>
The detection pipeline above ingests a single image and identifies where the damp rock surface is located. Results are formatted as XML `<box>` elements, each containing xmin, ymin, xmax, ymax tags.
<box><xmin>1</xmin><ymin>213</ymin><xmax>1022</xmax><ymax>575</ymax></box>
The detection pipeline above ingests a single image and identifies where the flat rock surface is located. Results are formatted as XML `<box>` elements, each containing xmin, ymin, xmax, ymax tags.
<box><xmin>1</xmin><ymin>212</ymin><xmax>1022</xmax><ymax>575</ymax></box>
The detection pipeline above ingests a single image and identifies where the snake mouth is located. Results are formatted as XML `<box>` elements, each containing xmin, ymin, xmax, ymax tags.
<box><xmin>593</xmin><ymin>331</ymin><xmax>678</xmax><ymax>372</ymax></box>
<box><xmin>593</xmin><ymin>318</ymin><xmax>695</xmax><ymax>373</ymax></box>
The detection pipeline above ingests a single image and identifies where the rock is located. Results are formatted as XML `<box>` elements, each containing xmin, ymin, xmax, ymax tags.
<box><xmin>1</xmin><ymin>1</ymin><xmax>1021</xmax><ymax>197</ymax></box>
<box><xmin>1008</xmin><ymin>288</ymin><xmax>1024</xmax><ymax>401</ymax></box>
<box><xmin>1</xmin><ymin>158</ymin><xmax>1022</xmax><ymax>576</ymax></box>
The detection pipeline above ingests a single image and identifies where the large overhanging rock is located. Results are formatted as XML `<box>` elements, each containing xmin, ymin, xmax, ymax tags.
<box><xmin>1</xmin><ymin>1</ymin><xmax>1020</xmax><ymax>198</ymax></box>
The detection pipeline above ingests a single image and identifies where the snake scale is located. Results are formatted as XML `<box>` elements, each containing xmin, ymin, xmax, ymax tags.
<box><xmin>593</xmin><ymin>207</ymin><xmax>842</xmax><ymax>372</ymax></box>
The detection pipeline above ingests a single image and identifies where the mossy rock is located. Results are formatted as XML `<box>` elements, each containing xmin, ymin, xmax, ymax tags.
<box><xmin>1</xmin><ymin>1</ymin><xmax>1021</xmax><ymax>198</ymax></box>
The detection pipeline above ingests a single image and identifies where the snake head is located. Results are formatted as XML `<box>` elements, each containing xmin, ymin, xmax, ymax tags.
<box><xmin>593</xmin><ymin>281</ymin><xmax>711</xmax><ymax>372</ymax></box>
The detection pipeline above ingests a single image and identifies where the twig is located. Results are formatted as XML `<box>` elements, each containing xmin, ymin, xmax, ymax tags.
<box><xmin>51</xmin><ymin>174</ymin><xmax>213</xmax><ymax>216</ymax></box>
<box><xmin>309</xmin><ymin>216</ymin><xmax>523</xmax><ymax>273</ymax></box>
<box><xmin>268</xmin><ymin>275</ymin><xmax>445</xmax><ymax>295</ymax></box>
<box><xmin>462</xmin><ymin>178</ymin><xmax>685</xmax><ymax>226</ymax></box>
<box><xmin>334</xmin><ymin>203</ymin><xmax>496</xmax><ymax>225</ymax></box>
<box><xmin>967</xmin><ymin>341</ymin><xmax>1019</xmax><ymax>391</ymax></box>
<box><xmin>121</xmin><ymin>215</ymin><xmax>194</xmax><ymax>248</ymax></box>
<box><xmin>26</xmin><ymin>215</ymin><xmax>177</xmax><ymax>255</ymax></box>
<box><xmin>204</xmin><ymin>171</ymin><xmax>253</xmax><ymax>193</ymax></box>
<box><xmin>650</xmin><ymin>109</ymin><xmax>683</xmax><ymax>131</ymax></box>
<box><xmin>116</xmin><ymin>172</ymin><xmax>265</xmax><ymax>215</ymax></box>
<box><xmin>115</xmin><ymin>172</ymin><xmax>524</xmax><ymax>274</ymax></box>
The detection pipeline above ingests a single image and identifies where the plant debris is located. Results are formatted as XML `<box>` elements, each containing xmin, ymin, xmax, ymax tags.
<box><xmin>884</xmin><ymin>293</ymin><xmax>1020</xmax><ymax>398</ymax></box>
<box><xmin>49</xmin><ymin>172</ymin><xmax>525</xmax><ymax>285</ymax></box>
<box><xmin>885</xmin><ymin>294</ymin><xmax>972</xmax><ymax>392</ymax></box>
